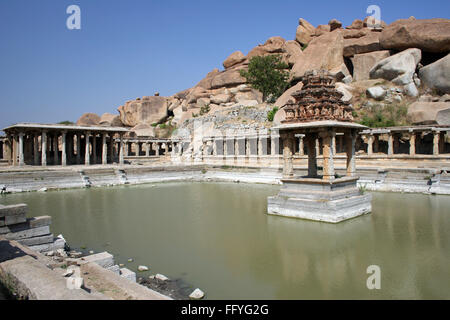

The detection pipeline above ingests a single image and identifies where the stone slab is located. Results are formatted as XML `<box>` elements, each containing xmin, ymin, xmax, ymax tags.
<box><xmin>29</xmin><ymin>238</ymin><xmax>66</xmax><ymax>253</ymax></box>
<box><xmin>268</xmin><ymin>193</ymin><xmax>372</xmax><ymax>223</ymax></box>
<box><xmin>0</xmin><ymin>204</ymin><xmax>28</xmax><ymax>218</ymax></box>
<box><xmin>80</xmin><ymin>251</ymin><xmax>114</xmax><ymax>268</ymax></box>
<box><xmin>120</xmin><ymin>268</ymin><xmax>137</xmax><ymax>283</ymax></box>
<box><xmin>3</xmin><ymin>214</ymin><xmax>27</xmax><ymax>226</ymax></box>
<box><xmin>107</xmin><ymin>264</ymin><xmax>121</xmax><ymax>275</ymax></box>
<box><xmin>17</xmin><ymin>234</ymin><xmax>54</xmax><ymax>247</ymax></box>
<box><xmin>2</xmin><ymin>226</ymin><xmax>50</xmax><ymax>240</ymax></box>
<box><xmin>0</xmin><ymin>216</ymin><xmax>51</xmax><ymax>235</ymax></box>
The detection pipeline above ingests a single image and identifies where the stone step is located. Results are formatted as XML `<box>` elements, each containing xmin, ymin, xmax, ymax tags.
<box><xmin>18</xmin><ymin>234</ymin><xmax>54</xmax><ymax>247</ymax></box>
<box><xmin>80</xmin><ymin>251</ymin><xmax>115</xmax><ymax>268</ymax></box>
<box><xmin>120</xmin><ymin>268</ymin><xmax>136</xmax><ymax>283</ymax></box>
<box><xmin>2</xmin><ymin>225</ymin><xmax>50</xmax><ymax>240</ymax></box>
<box><xmin>29</xmin><ymin>237</ymin><xmax>66</xmax><ymax>253</ymax></box>
<box><xmin>0</xmin><ymin>216</ymin><xmax>51</xmax><ymax>235</ymax></box>
<box><xmin>0</xmin><ymin>204</ymin><xmax>28</xmax><ymax>218</ymax></box>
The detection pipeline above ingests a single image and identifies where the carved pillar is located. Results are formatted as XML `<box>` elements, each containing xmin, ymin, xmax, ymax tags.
<box><xmin>282</xmin><ymin>133</ymin><xmax>294</xmax><ymax>178</ymax></box>
<box><xmin>367</xmin><ymin>134</ymin><xmax>374</xmax><ymax>156</ymax></box>
<box><xmin>102</xmin><ymin>133</ymin><xmax>107</xmax><ymax>165</ymax></box>
<box><xmin>409</xmin><ymin>133</ymin><xmax>416</xmax><ymax>156</ymax></box>
<box><xmin>61</xmin><ymin>131</ymin><xmax>67</xmax><ymax>166</ymax></box>
<box><xmin>388</xmin><ymin>133</ymin><xmax>394</xmax><ymax>156</ymax></box>
<box><xmin>76</xmin><ymin>133</ymin><xmax>81</xmax><ymax>164</ymax></box>
<box><xmin>119</xmin><ymin>135</ymin><xmax>124</xmax><ymax>165</ymax></box>
<box><xmin>321</xmin><ymin>130</ymin><xmax>335</xmax><ymax>181</ymax></box>
<box><xmin>433</xmin><ymin>131</ymin><xmax>440</xmax><ymax>155</ymax></box>
<box><xmin>41</xmin><ymin>131</ymin><xmax>47</xmax><ymax>166</ymax></box>
<box><xmin>18</xmin><ymin>132</ymin><xmax>25</xmax><ymax>166</ymax></box>
<box><xmin>346</xmin><ymin>130</ymin><xmax>356</xmax><ymax>177</ymax></box>
<box><xmin>85</xmin><ymin>131</ymin><xmax>91</xmax><ymax>165</ymax></box>
<box><xmin>298</xmin><ymin>135</ymin><xmax>304</xmax><ymax>156</ymax></box>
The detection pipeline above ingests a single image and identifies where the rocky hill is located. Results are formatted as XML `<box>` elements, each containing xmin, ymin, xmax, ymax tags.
<box><xmin>76</xmin><ymin>16</ymin><xmax>450</xmax><ymax>137</ymax></box>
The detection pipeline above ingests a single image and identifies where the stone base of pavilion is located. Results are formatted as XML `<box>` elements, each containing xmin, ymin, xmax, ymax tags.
<box><xmin>267</xmin><ymin>176</ymin><xmax>372</xmax><ymax>223</ymax></box>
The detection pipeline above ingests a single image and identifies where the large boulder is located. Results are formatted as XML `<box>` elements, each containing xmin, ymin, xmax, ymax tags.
<box><xmin>118</xmin><ymin>96</ymin><xmax>168</xmax><ymax>127</ymax></box>
<box><xmin>296</xmin><ymin>18</ymin><xmax>316</xmax><ymax>46</ymax></box>
<box><xmin>274</xmin><ymin>82</ymin><xmax>304</xmax><ymax>108</ymax></box>
<box><xmin>210</xmin><ymin>65</ymin><xmax>247</xmax><ymax>89</ymax></box>
<box><xmin>130</xmin><ymin>124</ymin><xmax>155</xmax><ymax>137</ymax></box>
<box><xmin>291</xmin><ymin>31</ymin><xmax>344</xmax><ymax>81</ymax></box>
<box><xmin>314</xmin><ymin>25</ymin><xmax>331</xmax><ymax>37</ymax></box>
<box><xmin>351</xmin><ymin>51</ymin><xmax>390</xmax><ymax>81</ymax></box>
<box><xmin>247</xmin><ymin>36</ymin><xmax>286</xmax><ymax>59</ymax></box>
<box><xmin>380</xmin><ymin>18</ymin><xmax>450</xmax><ymax>53</ymax></box>
<box><xmin>347</xmin><ymin>19</ymin><xmax>364</xmax><ymax>30</ymax></box>
<box><xmin>419</xmin><ymin>53</ymin><xmax>450</xmax><ymax>94</ymax></box>
<box><xmin>76</xmin><ymin>113</ymin><xmax>101</xmax><ymax>126</ymax></box>
<box><xmin>407</xmin><ymin>101</ymin><xmax>450</xmax><ymax>125</ymax></box>
<box><xmin>223</xmin><ymin>51</ymin><xmax>246</xmax><ymax>69</ymax></box>
<box><xmin>369</xmin><ymin>48</ymin><xmax>421</xmax><ymax>85</ymax></box>
<box><xmin>195</xmin><ymin>69</ymin><xmax>220</xmax><ymax>90</ymax></box>
<box><xmin>283</xmin><ymin>40</ymin><xmax>303</xmax><ymax>66</ymax></box>
<box><xmin>99</xmin><ymin>113</ymin><xmax>123</xmax><ymax>127</ymax></box>
<box><xmin>328</xmin><ymin>19</ymin><xmax>342</xmax><ymax>32</ymax></box>
<box><xmin>343</xmin><ymin>32</ymin><xmax>381</xmax><ymax>57</ymax></box>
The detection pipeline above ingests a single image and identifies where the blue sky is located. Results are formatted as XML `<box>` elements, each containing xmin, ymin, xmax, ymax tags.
<box><xmin>0</xmin><ymin>0</ymin><xmax>448</xmax><ymax>130</ymax></box>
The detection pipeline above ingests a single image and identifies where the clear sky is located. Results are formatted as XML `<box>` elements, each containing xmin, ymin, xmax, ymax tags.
<box><xmin>0</xmin><ymin>0</ymin><xmax>449</xmax><ymax>130</ymax></box>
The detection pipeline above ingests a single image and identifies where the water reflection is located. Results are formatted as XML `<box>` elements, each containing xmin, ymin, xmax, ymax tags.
<box><xmin>1</xmin><ymin>183</ymin><xmax>449</xmax><ymax>299</ymax></box>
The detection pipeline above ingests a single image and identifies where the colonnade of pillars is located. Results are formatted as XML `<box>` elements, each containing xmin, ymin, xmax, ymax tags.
<box><xmin>362</xmin><ymin>130</ymin><xmax>447</xmax><ymax>156</ymax></box>
<box><xmin>281</xmin><ymin>129</ymin><xmax>357</xmax><ymax>180</ymax></box>
<box><xmin>120</xmin><ymin>140</ymin><xmax>173</xmax><ymax>157</ymax></box>
<box><xmin>4</xmin><ymin>130</ymin><xmax>127</xmax><ymax>166</ymax></box>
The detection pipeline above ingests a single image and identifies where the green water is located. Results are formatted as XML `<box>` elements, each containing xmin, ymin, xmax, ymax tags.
<box><xmin>1</xmin><ymin>182</ymin><xmax>449</xmax><ymax>300</ymax></box>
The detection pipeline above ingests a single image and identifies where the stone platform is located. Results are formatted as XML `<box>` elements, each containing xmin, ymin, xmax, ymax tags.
<box><xmin>267</xmin><ymin>176</ymin><xmax>372</xmax><ymax>223</ymax></box>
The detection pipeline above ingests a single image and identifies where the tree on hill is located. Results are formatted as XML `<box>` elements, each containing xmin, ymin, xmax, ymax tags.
<box><xmin>239</xmin><ymin>54</ymin><xmax>289</xmax><ymax>103</ymax></box>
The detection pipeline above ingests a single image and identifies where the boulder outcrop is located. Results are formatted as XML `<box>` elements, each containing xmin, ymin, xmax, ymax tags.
<box><xmin>407</xmin><ymin>101</ymin><xmax>450</xmax><ymax>125</ymax></box>
<box><xmin>419</xmin><ymin>53</ymin><xmax>450</xmax><ymax>94</ymax></box>
<box><xmin>118</xmin><ymin>96</ymin><xmax>168</xmax><ymax>127</ymax></box>
<box><xmin>296</xmin><ymin>18</ymin><xmax>316</xmax><ymax>45</ymax></box>
<box><xmin>291</xmin><ymin>31</ymin><xmax>344</xmax><ymax>80</ymax></box>
<box><xmin>380</xmin><ymin>18</ymin><xmax>450</xmax><ymax>53</ymax></box>
<box><xmin>351</xmin><ymin>51</ymin><xmax>390</xmax><ymax>81</ymax></box>
<box><xmin>223</xmin><ymin>51</ymin><xmax>246</xmax><ymax>69</ymax></box>
<box><xmin>76</xmin><ymin>113</ymin><xmax>101</xmax><ymax>126</ymax></box>
<box><xmin>99</xmin><ymin>113</ymin><xmax>123</xmax><ymax>127</ymax></box>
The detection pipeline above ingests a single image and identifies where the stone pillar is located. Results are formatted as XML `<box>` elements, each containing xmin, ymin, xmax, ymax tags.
<box><xmin>298</xmin><ymin>135</ymin><xmax>304</xmax><ymax>156</ymax></box>
<box><xmin>214</xmin><ymin>137</ymin><xmax>224</xmax><ymax>158</ymax></box>
<box><xmin>306</xmin><ymin>134</ymin><xmax>318</xmax><ymax>177</ymax></box>
<box><xmin>320</xmin><ymin>130</ymin><xmax>335</xmax><ymax>181</ymax></box>
<box><xmin>33</xmin><ymin>134</ymin><xmax>39</xmax><ymax>165</ymax></box>
<box><xmin>76</xmin><ymin>134</ymin><xmax>81</xmax><ymax>164</ymax></box>
<box><xmin>12</xmin><ymin>135</ymin><xmax>18</xmax><ymax>166</ymax></box>
<box><xmin>145</xmin><ymin>143</ymin><xmax>150</xmax><ymax>157</ymax></box>
<box><xmin>5</xmin><ymin>138</ymin><xmax>12</xmax><ymax>165</ymax></box>
<box><xmin>367</xmin><ymin>134</ymin><xmax>374</xmax><ymax>156</ymax></box>
<box><xmin>41</xmin><ymin>131</ymin><xmax>47</xmax><ymax>166</ymax></box>
<box><xmin>271</xmin><ymin>131</ymin><xmax>280</xmax><ymax>156</ymax></box>
<box><xmin>315</xmin><ymin>138</ymin><xmax>320</xmax><ymax>156</ymax></box>
<box><xmin>18</xmin><ymin>132</ymin><xmax>25</xmax><ymax>166</ymax></box>
<box><xmin>119</xmin><ymin>135</ymin><xmax>124</xmax><ymax>165</ymax></box>
<box><xmin>102</xmin><ymin>133</ymin><xmax>107</xmax><ymax>165</ymax></box>
<box><xmin>374</xmin><ymin>135</ymin><xmax>379</xmax><ymax>153</ymax></box>
<box><xmin>165</xmin><ymin>143</ymin><xmax>169</xmax><ymax>156</ymax></box>
<box><xmin>154</xmin><ymin>143</ymin><xmax>160</xmax><ymax>156</ymax></box>
<box><xmin>61</xmin><ymin>131</ymin><xmax>67</xmax><ymax>166</ymax></box>
<box><xmin>282</xmin><ymin>133</ymin><xmax>294</xmax><ymax>178</ymax></box>
<box><xmin>259</xmin><ymin>135</ymin><xmax>268</xmax><ymax>156</ymax></box>
<box><xmin>346</xmin><ymin>130</ymin><xmax>356</xmax><ymax>177</ymax></box>
<box><xmin>409</xmin><ymin>133</ymin><xmax>416</xmax><ymax>156</ymax></box>
<box><xmin>388</xmin><ymin>133</ymin><xmax>394</xmax><ymax>156</ymax></box>
<box><xmin>433</xmin><ymin>131</ymin><xmax>440</xmax><ymax>155</ymax></box>
<box><xmin>53</xmin><ymin>133</ymin><xmax>59</xmax><ymax>165</ymax></box>
<box><xmin>85</xmin><ymin>131</ymin><xmax>91</xmax><ymax>165</ymax></box>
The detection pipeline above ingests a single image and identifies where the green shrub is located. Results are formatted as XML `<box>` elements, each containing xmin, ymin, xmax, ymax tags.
<box><xmin>151</xmin><ymin>123</ymin><xmax>158</xmax><ymax>127</ymax></box>
<box><xmin>159</xmin><ymin>123</ymin><xmax>167</xmax><ymax>129</ymax></box>
<box><xmin>239</xmin><ymin>55</ymin><xmax>289</xmax><ymax>103</ymax></box>
<box><xmin>267</xmin><ymin>107</ymin><xmax>279</xmax><ymax>122</ymax></box>
<box><xmin>58</xmin><ymin>121</ymin><xmax>74</xmax><ymax>125</ymax></box>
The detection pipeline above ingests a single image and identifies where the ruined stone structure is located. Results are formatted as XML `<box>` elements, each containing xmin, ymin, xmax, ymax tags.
<box><xmin>267</xmin><ymin>70</ymin><xmax>372</xmax><ymax>223</ymax></box>
<box><xmin>283</xmin><ymin>71</ymin><xmax>354</xmax><ymax>123</ymax></box>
